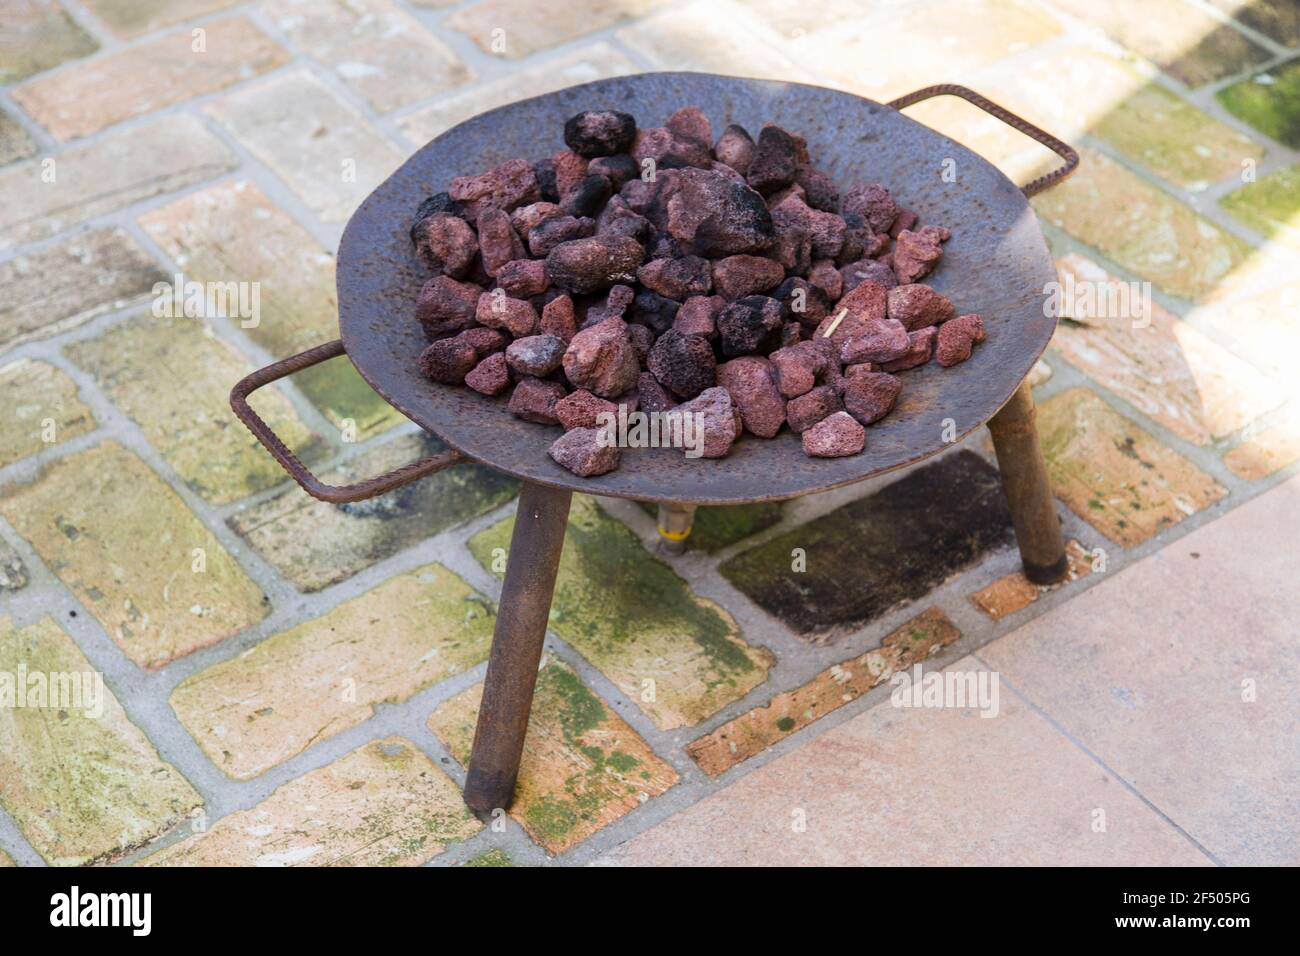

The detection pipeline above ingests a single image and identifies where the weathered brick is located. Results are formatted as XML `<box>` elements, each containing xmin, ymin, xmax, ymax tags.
<box><xmin>13</xmin><ymin>18</ymin><xmax>287</xmax><ymax>141</ymax></box>
<box><xmin>204</xmin><ymin>70</ymin><xmax>405</xmax><ymax>223</ymax></box>
<box><xmin>1050</xmin><ymin>254</ymin><xmax>1282</xmax><ymax>445</ymax></box>
<box><xmin>1046</xmin><ymin>0</ymin><xmax>1270</xmax><ymax>88</ymax></box>
<box><xmin>1220</xmin><ymin>60</ymin><xmax>1300</xmax><ymax>147</ymax></box>
<box><xmin>144</xmin><ymin>738</ymin><xmax>479</xmax><ymax>865</ymax></box>
<box><xmin>463</xmin><ymin>848</ymin><xmax>514</xmax><ymax>867</ymax></box>
<box><xmin>468</xmin><ymin>496</ymin><xmax>773</xmax><ymax>730</ymax></box>
<box><xmin>1206</xmin><ymin>0</ymin><xmax>1300</xmax><ymax>47</ymax></box>
<box><xmin>1223</xmin><ymin>422</ymin><xmax>1300</xmax><ymax>480</ymax></box>
<box><xmin>399</xmin><ymin>43</ymin><xmax>635</xmax><ymax>145</ymax></box>
<box><xmin>83</xmin><ymin>0</ymin><xmax>240</xmax><ymax>38</ymax></box>
<box><xmin>0</xmin><ymin>540</ymin><xmax>28</xmax><ymax>593</ymax></box>
<box><xmin>263</xmin><ymin>0</ymin><xmax>472</xmax><ymax>113</ymax></box>
<box><xmin>66</xmin><ymin>312</ymin><xmax>322</xmax><ymax>504</ymax></box>
<box><xmin>687</xmin><ymin>607</ymin><xmax>960</xmax><ymax>777</ymax></box>
<box><xmin>449</xmin><ymin>0</ymin><xmax>658</xmax><ymax>59</ymax></box>
<box><xmin>1038</xmin><ymin>388</ymin><xmax>1227</xmax><ymax>547</ymax></box>
<box><xmin>0</xmin><ymin>0</ymin><xmax>98</xmax><ymax>84</ymax></box>
<box><xmin>0</xmin><ymin>442</ymin><xmax>268</xmax><ymax>669</ymax></box>
<box><xmin>428</xmin><ymin>658</ymin><xmax>677</xmax><ymax>854</ymax></box>
<box><xmin>0</xmin><ymin>850</ymin><xmax>13</xmax><ymax>866</ymax></box>
<box><xmin>229</xmin><ymin>433</ymin><xmax>517</xmax><ymax>592</ymax></box>
<box><xmin>139</xmin><ymin>180</ymin><xmax>402</xmax><ymax>436</ymax></box>
<box><xmin>720</xmin><ymin>451</ymin><xmax>1014</xmax><ymax>640</ymax></box>
<box><xmin>0</xmin><ymin>110</ymin><xmax>37</xmax><ymax>167</ymax></box>
<box><xmin>1219</xmin><ymin>163</ymin><xmax>1300</xmax><ymax>251</ymax></box>
<box><xmin>0</xmin><ymin>115</ymin><xmax>236</xmax><ymax>249</ymax></box>
<box><xmin>969</xmin><ymin>539</ymin><xmax>1094</xmax><ymax>621</ymax></box>
<box><xmin>0</xmin><ymin>228</ymin><xmax>166</xmax><ymax>353</ymax></box>
<box><xmin>0</xmin><ymin>359</ymin><xmax>94</xmax><ymax>468</ymax></box>
<box><xmin>0</xmin><ymin>616</ymin><xmax>202</xmax><ymax>865</ymax></box>
<box><xmin>1032</xmin><ymin>147</ymin><xmax>1250</xmax><ymax>301</ymax></box>
<box><xmin>172</xmin><ymin>563</ymin><xmax>494</xmax><ymax>779</ymax></box>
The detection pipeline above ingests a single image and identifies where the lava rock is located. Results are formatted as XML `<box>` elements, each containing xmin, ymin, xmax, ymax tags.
<box><xmin>418</xmin><ymin>337</ymin><xmax>477</xmax><ymax>385</ymax></box>
<box><xmin>508</xmin><ymin>377</ymin><xmax>567</xmax><ymax>424</ymax></box>
<box><xmin>555</xmin><ymin>389</ymin><xmax>618</xmax><ymax>431</ymax></box>
<box><xmin>665</xmin><ymin>167</ymin><xmax>775</xmax><ymax>257</ymax></box>
<box><xmin>673</xmin><ymin>294</ymin><xmax>724</xmax><ymax>339</ymax></box>
<box><xmin>475</xmin><ymin>290</ymin><xmax>538</xmax><ymax>337</ymax></box>
<box><xmin>449</xmin><ymin>158</ymin><xmax>540</xmax><ymax>219</ymax></box>
<box><xmin>632</xmin><ymin>126</ymin><xmax>712</xmax><ymax>169</ymax></box>
<box><xmin>495</xmin><ymin>258</ymin><xmax>550</xmax><ymax>298</ymax></box>
<box><xmin>893</xmin><ymin>226</ymin><xmax>950</xmax><ymax>284</ymax></box>
<box><xmin>636</xmin><ymin>371</ymin><xmax>677</xmax><ymax>413</ymax></box>
<box><xmin>412</xmin><ymin>213</ymin><xmax>478</xmax><ymax>278</ymax></box>
<box><xmin>936</xmin><ymin>313</ymin><xmax>986</xmax><ymax>367</ymax></box>
<box><xmin>455</xmin><ymin>326</ymin><xmax>508</xmax><ymax>359</ymax></box>
<box><xmin>711</xmin><ymin>254</ymin><xmax>785</xmax><ymax>300</ymax></box>
<box><xmin>880</xmin><ymin>326</ymin><xmax>937</xmax><ymax>372</ymax></box>
<box><xmin>637</xmin><ymin>255</ymin><xmax>713</xmax><ymax>299</ymax></box>
<box><xmin>786</xmin><ymin>384</ymin><xmax>844</xmax><ymax>432</ymax></box>
<box><xmin>887</xmin><ymin>283</ymin><xmax>955</xmax><ymax>331</ymax></box>
<box><xmin>666</xmin><ymin>106</ymin><xmax>713</xmax><ymax>147</ymax></box>
<box><xmin>795</xmin><ymin>165</ymin><xmax>840</xmax><ymax>213</ymax></box>
<box><xmin>564</xmin><ymin>110</ymin><xmax>637</xmax><ymax>157</ymax></box>
<box><xmin>842</xmin><ymin>371</ymin><xmax>901</xmax><ymax>425</ymax></box>
<box><xmin>506</xmin><ymin>334</ymin><xmax>567</xmax><ymax>377</ymax></box>
<box><xmin>562</xmin><ymin>316</ymin><xmax>641</xmax><ymax>397</ymax></box>
<box><xmin>713</xmin><ymin>124</ymin><xmax>755</xmax><ymax>175</ymax></box>
<box><xmin>840</xmin><ymin>318</ymin><xmax>911</xmax><ymax>364</ymax></box>
<box><xmin>539</xmin><ymin>293</ymin><xmax>577</xmax><ymax>341</ymax></box>
<box><xmin>527</xmin><ymin>215</ymin><xmax>596</xmax><ymax>257</ymax></box>
<box><xmin>561</xmin><ymin>173</ymin><xmax>613</xmax><ymax>217</ymax></box>
<box><xmin>628</xmin><ymin>289</ymin><xmax>680</xmax><ymax>334</ymax></box>
<box><xmin>717</xmin><ymin>356</ymin><xmax>786</xmax><ymax>438</ymax></box>
<box><xmin>803</xmin><ymin>411</ymin><xmax>865</xmax><ymax>457</ymax></box>
<box><xmin>415</xmin><ymin>275</ymin><xmax>483</xmax><ymax>337</ymax></box>
<box><xmin>545</xmin><ymin>235</ymin><xmax>645</xmax><ymax>294</ymax></box>
<box><xmin>464</xmin><ymin>352</ymin><xmax>510</xmax><ymax>395</ymax></box>
<box><xmin>842</xmin><ymin>182</ymin><xmax>899</xmax><ymax>234</ymax></box>
<box><xmin>747</xmin><ymin>125</ymin><xmax>806</xmax><ymax>195</ymax></box>
<box><xmin>774</xmin><ymin>276</ymin><xmax>829</xmax><ymax>328</ymax></box>
<box><xmin>807</xmin><ymin>259</ymin><xmax>843</xmax><ymax>302</ymax></box>
<box><xmin>549</xmin><ymin>427</ymin><xmax>621</xmax><ymax>476</ymax></box>
<box><xmin>596</xmin><ymin>197</ymin><xmax>651</xmax><ymax>241</ymax></box>
<box><xmin>476</xmin><ymin>208</ymin><xmax>526</xmax><ymax>277</ymax></box>
<box><xmin>677</xmin><ymin>386</ymin><xmax>741</xmax><ymax>458</ymax></box>
<box><xmin>411</xmin><ymin>192</ymin><xmax>467</xmax><ymax>236</ymax></box>
<box><xmin>717</xmin><ymin>295</ymin><xmax>785</xmax><ymax>356</ymax></box>
<box><xmin>840</xmin><ymin>257</ymin><xmax>898</xmax><ymax>294</ymax></box>
<box><xmin>588</xmin><ymin>154</ymin><xmax>639</xmax><ymax>189</ymax></box>
<box><xmin>648</xmin><ymin>328</ymin><xmax>717</xmax><ymax>399</ymax></box>
<box><xmin>625</xmin><ymin>321</ymin><xmax>655</xmax><ymax>364</ymax></box>
<box><xmin>769</xmin><ymin>342</ymin><xmax>822</xmax><ymax>398</ymax></box>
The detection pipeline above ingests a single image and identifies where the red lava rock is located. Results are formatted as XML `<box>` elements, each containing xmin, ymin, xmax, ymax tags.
<box><xmin>495</xmin><ymin>258</ymin><xmax>550</xmax><ymax>298</ymax></box>
<box><xmin>774</xmin><ymin>276</ymin><xmax>829</xmax><ymax>329</ymax></box>
<box><xmin>628</xmin><ymin>289</ymin><xmax>680</xmax><ymax>334</ymax></box>
<box><xmin>596</xmin><ymin>196</ymin><xmax>651</xmax><ymax>241</ymax></box>
<box><xmin>666</xmin><ymin>106</ymin><xmax>712</xmax><ymax>145</ymax></box>
<box><xmin>880</xmin><ymin>326</ymin><xmax>936</xmax><ymax>372</ymax></box>
<box><xmin>476</xmin><ymin>208</ymin><xmax>525</xmax><ymax>276</ymax></box>
<box><xmin>795</xmin><ymin>165</ymin><xmax>840</xmax><ymax>213</ymax></box>
<box><xmin>647</xmin><ymin>328</ymin><xmax>716</xmax><ymax>399</ymax></box>
<box><xmin>562</xmin><ymin>316</ymin><xmax>641</xmax><ymax>398</ymax></box>
<box><xmin>508</xmin><ymin>377</ymin><xmax>567</xmax><ymax>424</ymax></box>
<box><xmin>771</xmin><ymin>193</ymin><xmax>845</xmax><ymax>260</ymax></box>
<box><xmin>555</xmin><ymin>388</ymin><xmax>618</xmax><ymax>430</ymax></box>
<box><xmin>464</xmin><ymin>352</ymin><xmax>510</xmax><ymax>395</ymax></box>
<box><xmin>636</xmin><ymin>371</ymin><xmax>677</xmax><ymax>413</ymax></box>
<box><xmin>539</xmin><ymin>293</ymin><xmax>577</xmax><ymax>341</ymax></box>
<box><xmin>713</xmin><ymin>124</ymin><xmax>755</xmax><ymax>175</ymax></box>
<box><xmin>625</xmin><ymin>321</ymin><xmax>654</xmax><ymax>364</ymax></box>
<box><xmin>893</xmin><ymin>226</ymin><xmax>950</xmax><ymax>284</ymax></box>
<box><xmin>632</xmin><ymin>126</ymin><xmax>712</xmax><ymax>169</ymax></box>
<box><xmin>803</xmin><ymin>410</ymin><xmax>865</xmax><ymax>457</ymax></box>
<box><xmin>887</xmin><ymin>283</ymin><xmax>955</xmax><ymax>331</ymax></box>
<box><xmin>418</xmin><ymin>337</ymin><xmax>477</xmax><ymax>385</ymax></box>
<box><xmin>840</xmin><ymin>318</ymin><xmax>911</xmax><ymax>364</ymax></box>
<box><xmin>889</xmin><ymin>208</ymin><xmax>918</xmax><ymax>239</ymax></box>
<box><xmin>813</xmin><ymin>279</ymin><xmax>888</xmax><ymax>348</ymax></box>
<box><xmin>561</xmin><ymin>173</ymin><xmax>613</xmax><ymax>217</ymax></box>
<box><xmin>842</xmin><ymin>182</ymin><xmax>898</xmax><ymax>234</ymax></box>
<box><xmin>637</xmin><ymin>256</ymin><xmax>713</xmax><ymax>299</ymax></box>
<box><xmin>545</xmin><ymin>235</ymin><xmax>644</xmax><ymax>294</ymax></box>
<box><xmin>449</xmin><ymin>158</ymin><xmax>540</xmax><ymax>219</ymax></box>
<box><xmin>840</xmin><ymin>257</ymin><xmax>898</xmax><ymax>294</ymax></box>
<box><xmin>747</xmin><ymin>125</ymin><xmax>807</xmax><ymax>195</ymax></box>
<box><xmin>677</xmin><ymin>386</ymin><xmax>741</xmax><ymax>458</ymax></box>
<box><xmin>511</xmin><ymin>201</ymin><xmax>562</xmax><ymax>238</ymax></box>
<box><xmin>717</xmin><ymin>356</ymin><xmax>786</xmax><ymax>438</ymax></box>
<box><xmin>527</xmin><ymin>215</ymin><xmax>596</xmax><ymax>257</ymax></box>
<box><xmin>786</xmin><ymin>384</ymin><xmax>844</xmax><ymax>432</ymax></box>
<box><xmin>506</xmin><ymin>334</ymin><xmax>566</xmax><ymax>377</ymax></box>
<box><xmin>415</xmin><ymin>275</ymin><xmax>482</xmax><ymax>337</ymax></box>
<box><xmin>936</xmin><ymin>313</ymin><xmax>986</xmax><ymax>367</ymax></box>
<box><xmin>552</xmin><ymin>150</ymin><xmax>589</xmax><ymax>198</ymax></box>
<box><xmin>413</xmin><ymin>213</ymin><xmax>478</xmax><ymax>278</ymax></box>
<box><xmin>717</xmin><ymin>295</ymin><xmax>785</xmax><ymax>356</ymax></box>
<box><xmin>711</xmin><ymin>254</ymin><xmax>785</xmax><ymax>300</ymax></box>
<box><xmin>842</xmin><ymin>371</ymin><xmax>901</xmax><ymax>425</ymax></box>
<box><xmin>808</xmin><ymin>258</ymin><xmax>843</xmax><ymax>302</ymax></box>
<box><xmin>453</xmin><ymin>326</ymin><xmax>508</xmax><ymax>359</ymax></box>
<box><xmin>665</xmin><ymin>167</ymin><xmax>775</xmax><ymax>257</ymax></box>
<box><xmin>673</xmin><ymin>294</ymin><xmax>724</xmax><ymax>339</ymax></box>
<box><xmin>565</xmin><ymin>110</ymin><xmax>638</xmax><ymax>157</ymax></box>
<box><xmin>769</xmin><ymin>342</ymin><xmax>821</xmax><ymax>399</ymax></box>
<box><xmin>548</xmin><ymin>426</ymin><xmax>621</xmax><ymax>476</ymax></box>
<box><xmin>588</xmin><ymin>154</ymin><xmax>638</xmax><ymax>189</ymax></box>
<box><xmin>476</xmin><ymin>290</ymin><xmax>538</xmax><ymax>337</ymax></box>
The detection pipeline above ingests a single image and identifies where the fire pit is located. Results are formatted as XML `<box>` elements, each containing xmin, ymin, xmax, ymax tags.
<box><xmin>231</xmin><ymin>73</ymin><xmax>1077</xmax><ymax>814</ymax></box>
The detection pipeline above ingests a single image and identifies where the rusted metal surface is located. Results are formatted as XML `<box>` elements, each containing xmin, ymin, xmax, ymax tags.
<box><xmin>462</xmin><ymin>482</ymin><xmax>572</xmax><ymax>814</ymax></box>
<box><xmin>331</xmin><ymin>72</ymin><xmax>1068</xmax><ymax>505</ymax></box>
<box><xmin>229</xmin><ymin>339</ymin><xmax>462</xmax><ymax>503</ymax></box>
<box><xmin>987</xmin><ymin>381</ymin><xmax>1069</xmax><ymax>584</ymax></box>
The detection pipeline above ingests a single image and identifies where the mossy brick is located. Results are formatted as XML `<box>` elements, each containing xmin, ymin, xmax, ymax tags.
<box><xmin>719</xmin><ymin>451</ymin><xmax>1013</xmax><ymax>640</ymax></box>
<box><xmin>1217</xmin><ymin>59</ymin><xmax>1300</xmax><ymax>150</ymax></box>
<box><xmin>635</xmin><ymin>501</ymin><xmax>783</xmax><ymax>553</ymax></box>
<box><xmin>1219</xmin><ymin>164</ymin><xmax>1300</xmax><ymax>251</ymax></box>
<box><xmin>68</xmin><ymin>313</ymin><xmax>322</xmax><ymax>504</ymax></box>
<box><xmin>171</xmin><ymin>563</ymin><xmax>496</xmax><ymax>780</ymax></box>
<box><xmin>0</xmin><ymin>0</ymin><xmax>98</xmax><ymax>84</ymax></box>
<box><xmin>1038</xmin><ymin>388</ymin><xmax>1227</xmax><ymax>547</ymax></box>
<box><xmin>84</xmin><ymin>0</ymin><xmax>240</xmax><ymax>38</ymax></box>
<box><xmin>0</xmin><ymin>616</ymin><xmax>202</xmax><ymax>865</ymax></box>
<box><xmin>687</xmin><ymin>607</ymin><xmax>961</xmax><ymax>777</ymax></box>
<box><xmin>144</xmin><ymin>738</ymin><xmax>480</xmax><ymax>866</ymax></box>
<box><xmin>0</xmin><ymin>110</ymin><xmax>36</xmax><ymax>167</ymax></box>
<box><xmin>463</xmin><ymin>848</ymin><xmax>514</xmax><ymax>867</ymax></box>
<box><xmin>1206</xmin><ymin>0</ymin><xmax>1300</xmax><ymax>47</ymax></box>
<box><xmin>468</xmin><ymin>495</ymin><xmax>773</xmax><ymax>730</ymax></box>
<box><xmin>1031</xmin><ymin>147</ymin><xmax>1251</xmax><ymax>301</ymax></box>
<box><xmin>139</xmin><ymin>180</ymin><xmax>403</xmax><ymax>438</ymax></box>
<box><xmin>229</xmin><ymin>433</ymin><xmax>518</xmax><ymax>592</ymax></box>
<box><xmin>428</xmin><ymin>658</ymin><xmax>677</xmax><ymax>854</ymax></box>
<box><xmin>0</xmin><ymin>359</ymin><xmax>95</xmax><ymax>469</ymax></box>
<box><xmin>0</xmin><ymin>228</ymin><xmax>166</xmax><ymax>351</ymax></box>
<box><xmin>0</xmin><ymin>442</ymin><xmax>269</xmax><ymax>669</ymax></box>
<box><xmin>13</xmin><ymin>17</ymin><xmax>288</xmax><ymax>141</ymax></box>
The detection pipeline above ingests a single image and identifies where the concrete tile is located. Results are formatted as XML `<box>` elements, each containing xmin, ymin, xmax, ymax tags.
<box><xmin>468</xmin><ymin>495</ymin><xmax>773</xmax><ymax>730</ymax></box>
<box><xmin>602</xmin><ymin>653</ymin><xmax>1209</xmax><ymax>866</ymax></box>
<box><xmin>1224</xmin><ymin>420</ymin><xmax>1300</xmax><ymax>479</ymax></box>
<box><xmin>720</xmin><ymin>451</ymin><xmax>1014</xmax><ymax>640</ymax></box>
<box><xmin>969</xmin><ymin>539</ymin><xmax>1094</xmax><ymax>620</ymax></box>
<box><xmin>1217</xmin><ymin>58</ymin><xmax>1300</xmax><ymax>149</ymax></box>
<box><xmin>0</xmin><ymin>0</ymin><xmax>98</xmax><ymax>85</ymax></box>
<box><xmin>228</xmin><ymin>433</ymin><xmax>518</xmax><ymax>592</ymax></box>
<box><xmin>0</xmin><ymin>358</ymin><xmax>95</xmax><ymax>469</ymax></box>
<box><xmin>144</xmin><ymin>737</ymin><xmax>480</xmax><ymax>865</ymax></box>
<box><xmin>1186</xmin><ymin>273</ymin><xmax>1300</xmax><ymax>382</ymax></box>
<box><xmin>1038</xmin><ymin>388</ymin><xmax>1227</xmax><ymax>547</ymax></box>
<box><xmin>981</xmin><ymin>472</ymin><xmax>1300</xmax><ymax>864</ymax></box>
<box><xmin>83</xmin><ymin>0</ymin><xmax>240</xmax><ymax>38</ymax></box>
<box><xmin>0</xmin><ymin>616</ymin><xmax>202</xmax><ymax>865</ymax></box>
<box><xmin>0</xmin><ymin>540</ymin><xmax>27</xmax><ymax>593</ymax></box>
<box><xmin>0</xmin><ymin>441</ymin><xmax>269</xmax><ymax>669</ymax></box>
<box><xmin>428</xmin><ymin>657</ymin><xmax>678</xmax><ymax>854</ymax></box>
<box><xmin>448</xmin><ymin>0</ymin><xmax>658</xmax><ymax>59</ymax></box>
<box><xmin>688</xmin><ymin>607</ymin><xmax>960</xmax><ymax>777</ymax></box>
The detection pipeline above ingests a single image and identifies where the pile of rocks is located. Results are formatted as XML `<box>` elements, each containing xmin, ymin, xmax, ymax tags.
<box><xmin>411</xmin><ymin>106</ymin><xmax>985</xmax><ymax>476</ymax></box>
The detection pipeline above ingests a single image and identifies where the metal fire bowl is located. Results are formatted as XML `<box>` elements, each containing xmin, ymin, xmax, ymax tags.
<box><xmin>336</xmin><ymin>72</ymin><xmax>1060</xmax><ymax>505</ymax></box>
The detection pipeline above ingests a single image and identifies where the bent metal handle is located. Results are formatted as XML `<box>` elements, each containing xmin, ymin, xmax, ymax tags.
<box><xmin>887</xmin><ymin>84</ymin><xmax>1079</xmax><ymax>197</ymax></box>
<box><xmin>230</xmin><ymin>339</ymin><xmax>462</xmax><ymax>503</ymax></box>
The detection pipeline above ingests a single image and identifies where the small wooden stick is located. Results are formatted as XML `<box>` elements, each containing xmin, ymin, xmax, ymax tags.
<box><xmin>822</xmin><ymin>308</ymin><xmax>848</xmax><ymax>338</ymax></box>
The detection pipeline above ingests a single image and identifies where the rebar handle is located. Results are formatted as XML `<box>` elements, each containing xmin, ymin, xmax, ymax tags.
<box><xmin>888</xmin><ymin>84</ymin><xmax>1079</xmax><ymax>197</ymax></box>
<box><xmin>230</xmin><ymin>339</ymin><xmax>462</xmax><ymax>503</ymax></box>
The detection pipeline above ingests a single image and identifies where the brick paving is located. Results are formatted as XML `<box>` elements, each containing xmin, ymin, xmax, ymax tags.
<box><xmin>0</xmin><ymin>0</ymin><xmax>1297</xmax><ymax>867</ymax></box>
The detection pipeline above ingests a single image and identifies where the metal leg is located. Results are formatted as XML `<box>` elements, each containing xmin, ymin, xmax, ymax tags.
<box><xmin>655</xmin><ymin>502</ymin><xmax>696</xmax><ymax>554</ymax></box>
<box><xmin>987</xmin><ymin>380</ymin><xmax>1068</xmax><ymax>585</ymax></box>
<box><xmin>463</xmin><ymin>482</ymin><xmax>572</xmax><ymax>814</ymax></box>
